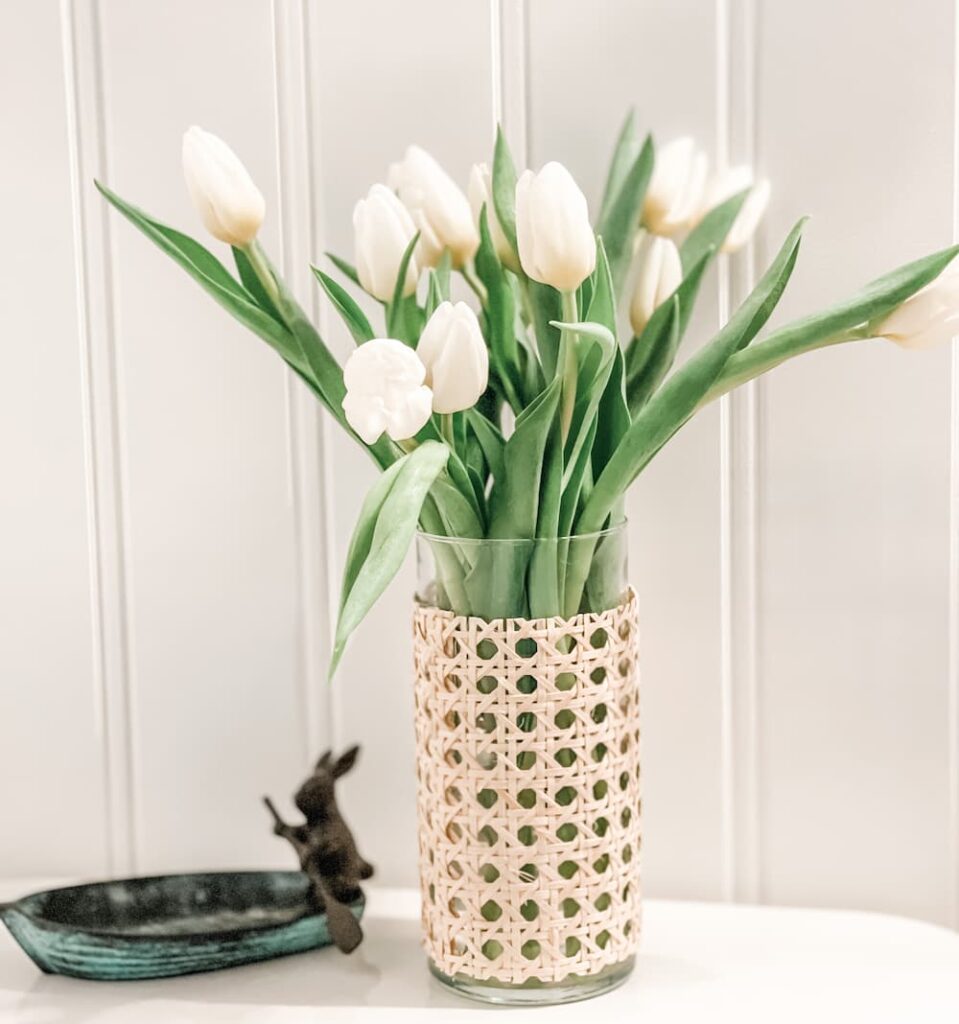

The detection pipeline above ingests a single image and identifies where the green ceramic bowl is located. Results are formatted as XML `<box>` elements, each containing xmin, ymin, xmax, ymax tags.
<box><xmin>0</xmin><ymin>870</ymin><xmax>364</xmax><ymax>980</ymax></box>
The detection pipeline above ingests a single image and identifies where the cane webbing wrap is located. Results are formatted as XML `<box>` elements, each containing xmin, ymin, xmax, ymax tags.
<box><xmin>412</xmin><ymin>589</ymin><xmax>641</xmax><ymax>984</ymax></box>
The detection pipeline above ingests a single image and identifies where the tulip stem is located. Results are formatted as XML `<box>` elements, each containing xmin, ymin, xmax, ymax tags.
<box><xmin>559</xmin><ymin>289</ymin><xmax>579</xmax><ymax>442</ymax></box>
<box><xmin>439</xmin><ymin>413</ymin><xmax>456</xmax><ymax>450</ymax></box>
<box><xmin>244</xmin><ymin>240</ymin><xmax>281</xmax><ymax>305</ymax></box>
<box><xmin>461</xmin><ymin>265</ymin><xmax>487</xmax><ymax>304</ymax></box>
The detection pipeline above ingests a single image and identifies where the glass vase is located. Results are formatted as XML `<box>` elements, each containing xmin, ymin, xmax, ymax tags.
<box><xmin>412</xmin><ymin>523</ymin><xmax>640</xmax><ymax>1005</ymax></box>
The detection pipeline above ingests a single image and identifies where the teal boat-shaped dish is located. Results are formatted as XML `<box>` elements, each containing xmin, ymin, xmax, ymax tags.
<box><xmin>0</xmin><ymin>870</ymin><xmax>364</xmax><ymax>980</ymax></box>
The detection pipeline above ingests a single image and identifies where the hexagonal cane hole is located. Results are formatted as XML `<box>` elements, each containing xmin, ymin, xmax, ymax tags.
<box><xmin>517</xmin><ymin>787</ymin><xmax>537</xmax><ymax>809</ymax></box>
<box><xmin>481</xmin><ymin>899</ymin><xmax>502</xmax><ymax>922</ymax></box>
<box><xmin>556</xmin><ymin>671</ymin><xmax>576</xmax><ymax>692</ymax></box>
<box><xmin>517</xmin><ymin>825</ymin><xmax>537</xmax><ymax>847</ymax></box>
<box><xmin>517</xmin><ymin>674</ymin><xmax>538</xmax><ymax>694</ymax></box>
<box><xmin>476</xmin><ymin>788</ymin><xmax>498</xmax><ymax>809</ymax></box>
<box><xmin>561</xmin><ymin>897</ymin><xmax>580</xmax><ymax>918</ymax></box>
<box><xmin>477</xmin><ymin>638</ymin><xmax>498</xmax><ymax>660</ymax></box>
<box><xmin>515</xmin><ymin>637</ymin><xmax>538</xmax><ymax>659</ymax></box>
<box><xmin>480</xmin><ymin>863</ymin><xmax>500</xmax><ymax>883</ymax></box>
<box><xmin>555</xmin><ymin>747</ymin><xmax>577</xmax><ymax>768</ymax></box>
<box><xmin>555</xmin><ymin>785</ymin><xmax>578</xmax><ymax>806</ymax></box>
<box><xmin>478</xmin><ymin>825</ymin><xmax>498</xmax><ymax>847</ymax></box>
<box><xmin>482</xmin><ymin>939</ymin><xmax>503</xmax><ymax>960</ymax></box>
<box><xmin>554</xmin><ymin>708</ymin><xmax>576</xmax><ymax>729</ymax></box>
<box><xmin>520</xmin><ymin>899</ymin><xmax>540</xmax><ymax>922</ymax></box>
<box><xmin>476</xmin><ymin>674</ymin><xmax>498</xmax><ymax>694</ymax></box>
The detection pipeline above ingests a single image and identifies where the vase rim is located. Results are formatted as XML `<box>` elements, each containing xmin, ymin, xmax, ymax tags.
<box><xmin>416</xmin><ymin>519</ymin><xmax>628</xmax><ymax>547</ymax></box>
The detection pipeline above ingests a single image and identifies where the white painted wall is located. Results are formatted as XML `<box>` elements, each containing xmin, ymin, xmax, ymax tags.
<box><xmin>2</xmin><ymin>0</ymin><xmax>957</xmax><ymax>929</ymax></box>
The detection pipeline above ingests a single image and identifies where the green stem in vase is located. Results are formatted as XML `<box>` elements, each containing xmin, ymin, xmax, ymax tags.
<box><xmin>559</xmin><ymin>289</ymin><xmax>579</xmax><ymax>442</ymax></box>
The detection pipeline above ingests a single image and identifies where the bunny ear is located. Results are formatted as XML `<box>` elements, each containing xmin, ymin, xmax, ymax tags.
<box><xmin>316</xmin><ymin>750</ymin><xmax>333</xmax><ymax>770</ymax></box>
<box><xmin>333</xmin><ymin>745</ymin><xmax>360</xmax><ymax>778</ymax></box>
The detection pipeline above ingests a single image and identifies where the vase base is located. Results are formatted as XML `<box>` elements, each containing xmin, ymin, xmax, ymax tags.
<box><xmin>428</xmin><ymin>955</ymin><xmax>635</xmax><ymax>1006</ymax></box>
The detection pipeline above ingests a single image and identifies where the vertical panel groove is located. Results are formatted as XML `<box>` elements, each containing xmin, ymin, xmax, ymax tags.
<box><xmin>717</xmin><ymin>0</ymin><xmax>762</xmax><ymax>904</ymax></box>
<box><xmin>271</xmin><ymin>0</ymin><xmax>336</xmax><ymax>763</ymax></box>
<box><xmin>59</xmin><ymin>0</ymin><xmax>138</xmax><ymax>874</ymax></box>
<box><xmin>490</xmin><ymin>0</ymin><xmax>529</xmax><ymax>165</ymax></box>
<box><xmin>948</xmin><ymin>0</ymin><xmax>959</xmax><ymax>932</ymax></box>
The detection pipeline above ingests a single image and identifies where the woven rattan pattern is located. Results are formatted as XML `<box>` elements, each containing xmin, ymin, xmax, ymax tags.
<box><xmin>412</xmin><ymin>589</ymin><xmax>641</xmax><ymax>985</ymax></box>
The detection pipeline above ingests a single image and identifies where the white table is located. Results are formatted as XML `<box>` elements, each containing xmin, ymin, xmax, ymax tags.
<box><xmin>1</xmin><ymin>882</ymin><xmax>958</xmax><ymax>1023</ymax></box>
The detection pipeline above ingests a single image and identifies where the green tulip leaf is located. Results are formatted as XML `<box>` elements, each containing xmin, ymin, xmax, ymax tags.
<box><xmin>546</xmin><ymin>319</ymin><xmax>616</xmax><ymax>490</ymax></box>
<box><xmin>597</xmin><ymin>133</ymin><xmax>654</xmax><ymax>296</ymax></box>
<box><xmin>706</xmin><ymin>242</ymin><xmax>959</xmax><ymax>401</ymax></box>
<box><xmin>528</xmin><ymin>282</ymin><xmax>563</xmax><ymax>381</ymax></box>
<box><xmin>331</xmin><ymin>441</ymin><xmax>450</xmax><ymax>677</ymax></box>
<box><xmin>468</xmin><ymin>378</ymin><xmax>562</xmax><ymax>619</ymax></box>
<box><xmin>475</xmin><ymin>205</ymin><xmax>522</xmax><ymax>410</ymax></box>
<box><xmin>95</xmin><ymin>181</ymin><xmax>304</xmax><ymax>368</ymax></box>
<box><xmin>598</xmin><ymin>109</ymin><xmax>642</xmax><ymax>228</ymax></box>
<box><xmin>325</xmin><ymin>251</ymin><xmax>363</xmax><ymax>289</ymax></box>
<box><xmin>625</xmin><ymin>246</ymin><xmax>713</xmax><ymax>415</ymax></box>
<box><xmin>492</xmin><ymin>125</ymin><xmax>519</xmax><ymax>254</ymax></box>
<box><xmin>312</xmin><ymin>267</ymin><xmax>374</xmax><ymax>345</ymax></box>
<box><xmin>233</xmin><ymin>246</ymin><xmax>284</xmax><ymax>325</ymax></box>
<box><xmin>466</xmin><ymin>409</ymin><xmax>506</xmax><ymax>484</ymax></box>
<box><xmin>527</xmin><ymin>412</ymin><xmax>564</xmax><ymax>617</ymax></box>
<box><xmin>586</xmin><ymin>240</ymin><xmax>631</xmax><ymax>477</ymax></box>
<box><xmin>680</xmin><ymin>189</ymin><xmax>749</xmax><ymax>273</ymax></box>
<box><xmin>386</xmin><ymin>232</ymin><xmax>423</xmax><ymax>343</ymax></box>
<box><xmin>579</xmin><ymin>217</ymin><xmax>807</xmax><ymax>535</ymax></box>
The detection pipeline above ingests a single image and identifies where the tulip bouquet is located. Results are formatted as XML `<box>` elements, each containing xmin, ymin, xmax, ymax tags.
<box><xmin>99</xmin><ymin>117</ymin><xmax>959</xmax><ymax>674</ymax></box>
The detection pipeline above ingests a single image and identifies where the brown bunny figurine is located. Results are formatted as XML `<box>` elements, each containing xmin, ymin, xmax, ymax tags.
<box><xmin>264</xmin><ymin>745</ymin><xmax>374</xmax><ymax>953</ymax></box>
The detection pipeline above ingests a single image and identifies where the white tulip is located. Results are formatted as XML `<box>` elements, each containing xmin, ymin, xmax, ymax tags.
<box><xmin>515</xmin><ymin>162</ymin><xmax>596</xmax><ymax>291</ymax></box>
<box><xmin>353</xmin><ymin>184</ymin><xmax>420</xmax><ymax>302</ymax></box>
<box><xmin>342</xmin><ymin>338</ymin><xmax>433</xmax><ymax>444</ymax></box>
<box><xmin>697</xmin><ymin>166</ymin><xmax>770</xmax><ymax>253</ymax></box>
<box><xmin>388</xmin><ymin>145</ymin><xmax>478</xmax><ymax>267</ymax></box>
<box><xmin>629</xmin><ymin>234</ymin><xmax>683</xmax><ymax>335</ymax></box>
<box><xmin>874</xmin><ymin>272</ymin><xmax>959</xmax><ymax>351</ymax></box>
<box><xmin>643</xmin><ymin>137</ymin><xmax>708</xmax><ymax>237</ymax></box>
<box><xmin>468</xmin><ymin>163</ymin><xmax>518</xmax><ymax>272</ymax></box>
<box><xmin>417</xmin><ymin>301</ymin><xmax>489</xmax><ymax>413</ymax></box>
<box><xmin>699</xmin><ymin>164</ymin><xmax>753</xmax><ymax>214</ymax></box>
<box><xmin>182</xmin><ymin>126</ymin><xmax>265</xmax><ymax>246</ymax></box>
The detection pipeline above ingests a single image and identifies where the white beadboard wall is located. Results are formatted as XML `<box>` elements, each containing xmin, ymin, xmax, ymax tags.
<box><xmin>2</xmin><ymin>0</ymin><xmax>958</xmax><ymax>928</ymax></box>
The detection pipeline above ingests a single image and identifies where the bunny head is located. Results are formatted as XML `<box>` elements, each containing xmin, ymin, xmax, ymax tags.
<box><xmin>294</xmin><ymin>746</ymin><xmax>360</xmax><ymax>820</ymax></box>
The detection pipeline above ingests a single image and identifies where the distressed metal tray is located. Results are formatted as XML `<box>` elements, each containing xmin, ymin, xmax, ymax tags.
<box><xmin>0</xmin><ymin>870</ymin><xmax>363</xmax><ymax>980</ymax></box>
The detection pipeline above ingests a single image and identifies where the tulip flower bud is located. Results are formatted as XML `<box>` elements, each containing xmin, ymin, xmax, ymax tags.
<box><xmin>515</xmin><ymin>162</ymin><xmax>596</xmax><ymax>291</ymax></box>
<box><xmin>468</xmin><ymin>163</ymin><xmax>519</xmax><ymax>272</ymax></box>
<box><xmin>353</xmin><ymin>184</ymin><xmax>420</xmax><ymax>302</ymax></box>
<box><xmin>643</xmin><ymin>137</ymin><xmax>708</xmax><ymax>237</ymax></box>
<box><xmin>874</xmin><ymin>272</ymin><xmax>959</xmax><ymax>350</ymax></box>
<box><xmin>416</xmin><ymin>301</ymin><xmax>489</xmax><ymax>414</ymax></box>
<box><xmin>388</xmin><ymin>145</ymin><xmax>479</xmax><ymax>268</ymax></box>
<box><xmin>342</xmin><ymin>338</ymin><xmax>433</xmax><ymax>444</ymax></box>
<box><xmin>182</xmin><ymin>126</ymin><xmax>265</xmax><ymax>246</ymax></box>
<box><xmin>697</xmin><ymin>166</ymin><xmax>770</xmax><ymax>253</ymax></box>
<box><xmin>629</xmin><ymin>234</ymin><xmax>683</xmax><ymax>336</ymax></box>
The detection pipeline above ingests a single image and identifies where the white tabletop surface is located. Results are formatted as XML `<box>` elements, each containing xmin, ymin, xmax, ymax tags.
<box><xmin>1</xmin><ymin>881</ymin><xmax>958</xmax><ymax>1023</ymax></box>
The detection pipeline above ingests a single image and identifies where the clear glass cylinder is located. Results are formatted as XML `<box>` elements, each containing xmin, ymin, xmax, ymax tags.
<box><xmin>415</xmin><ymin>522</ymin><xmax>629</xmax><ymax>621</ymax></box>
<box><xmin>412</xmin><ymin>522</ymin><xmax>638</xmax><ymax>1006</ymax></box>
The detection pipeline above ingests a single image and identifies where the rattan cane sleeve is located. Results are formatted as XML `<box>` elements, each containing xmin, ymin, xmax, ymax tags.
<box><xmin>412</xmin><ymin>589</ymin><xmax>641</xmax><ymax>985</ymax></box>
